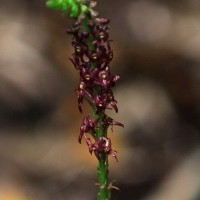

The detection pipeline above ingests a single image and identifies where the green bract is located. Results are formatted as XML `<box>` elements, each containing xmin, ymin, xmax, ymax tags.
<box><xmin>46</xmin><ymin>0</ymin><xmax>88</xmax><ymax>18</ymax></box>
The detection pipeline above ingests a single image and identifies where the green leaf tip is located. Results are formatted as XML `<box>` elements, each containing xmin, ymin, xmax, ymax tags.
<box><xmin>46</xmin><ymin>0</ymin><xmax>88</xmax><ymax>18</ymax></box>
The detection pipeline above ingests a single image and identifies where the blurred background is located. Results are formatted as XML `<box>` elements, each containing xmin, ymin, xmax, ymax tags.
<box><xmin>0</xmin><ymin>0</ymin><xmax>200</xmax><ymax>199</ymax></box>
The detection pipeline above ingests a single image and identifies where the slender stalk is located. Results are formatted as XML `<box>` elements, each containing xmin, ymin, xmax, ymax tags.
<box><xmin>97</xmin><ymin>112</ymin><xmax>111</xmax><ymax>200</ymax></box>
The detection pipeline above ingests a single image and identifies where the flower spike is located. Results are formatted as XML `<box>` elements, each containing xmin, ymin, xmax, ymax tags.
<box><xmin>47</xmin><ymin>1</ymin><xmax>123</xmax><ymax>199</ymax></box>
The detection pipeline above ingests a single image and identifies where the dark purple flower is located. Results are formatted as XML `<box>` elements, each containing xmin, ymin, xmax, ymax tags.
<box><xmin>79</xmin><ymin>114</ymin><xmax>98</xmax><ymax>143</ymax></box>
<box><xmin>95</xmin><ymin>25</ymin><xmax>109</xmax><ymax>44</ymax></box>
<box><xmin>107</xmin><ymin>90</ymin><xmax>118</xmax><ymax>113</ymax></box>
<box><xmin>71</xmin><ymin>33</ymin><xmax>89</xmax><ymax>63</ymax></box>
<box><xmin>87</xmin><ymin>50</ymin><xmax>101</xmax><ymax>63</ymax></box>
<box><xmin>69</xmin><ymin>52</ymin><xmax>89</xmax><ymax>70</ymax></box>
<box><xmin>102</xmin><ymin>115</ymin><xmax>124</xmax><ymax>132</ymax></box>
<box><xmin>96</xmin><ymin>69</ymin><xmax>119</xmax><ymax>90</ymax></box>
<box><xmin>73</xmin><ymin>44</ymin><xmax>88</xmax><ymax>63</ymax></box>
<box><xmin>71</xmin><ymin>32</ymin><xmax>89</xmax><ymax>63</ymax></box>
<box><xmin>94</xmin><ymin>94</ymin><xmax>108</xmax><ymax>112</ymax></box>
<box><xmin>80</xmin><ymin>67</ymin><xmax>98</xmax><ymax>86</ymax></box>
<box><xmin>87</xmin><ymin>137</ymin><xmax>118</xmax><ymax>161</ymax></box>
<box><xmin>94</xmin><ymin>91</ymin><xmax>119</xmax><ymax>113</ymax></box>
<box><xmin>76</xmin><ymin>81</ymin><xmax>92</xmax><ymax>112</ymax></box>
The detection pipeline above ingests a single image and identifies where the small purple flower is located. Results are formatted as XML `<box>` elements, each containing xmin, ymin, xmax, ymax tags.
<box><xmin>94</xmin><ymin>94</ymin><xmax>108</xmax><ymax>112</ymax></box>
<box><xmin>87</xmin><ymin>137</ymin><xmax>118</xmax><ymax>161</ymax></box>
<box><xmin>95</xmin><ymin>25</ymin><xmax>109</xmax><ymax>44</ymax></box>
<box><xmin>96</xmin><ymin>69</ymin><xmax>120</xmax><ymax>90</ymax></box>
<box><xmin>87</xmin><ymin>45</ymin><xmax>111</xmax><ymax>67</ymax></box>
<box><xmin>76</xmin><ymin>81</ymin><xmax>92</xmax><ymax>112</ymax></box>
<box><xmin>94</xmin><ymin>91</ymin><xmax>119</xmax><ymax>113</ymax></box>
<box><xmin>79</xmin><ymin>115</ymin><xmax>98</xmax><ymax>143</ymax></box>
<box><xmin>102</xmin><ymin>115</ymin><xmax>124</xmax><ymax>132</ymax></box>
<box><xmin>80</xmin><ymin>67</ymin><xmax>98</xmax><ymax>86</ymax></box>
<box><xmin>107</xmin><ymin>90</ymin><xmax>118</xmax><ymax>113</ymax></box>
<box><xmin>87</xmin><ymin>50</ymin><xmax>100</xmax><ymax>63</ymax></box>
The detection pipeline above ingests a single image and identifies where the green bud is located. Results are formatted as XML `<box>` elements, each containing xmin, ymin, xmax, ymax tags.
<box><xmin>46</xmin><ymin>0</ymin><xmax>88</xmax><ymax>18</ymax></box>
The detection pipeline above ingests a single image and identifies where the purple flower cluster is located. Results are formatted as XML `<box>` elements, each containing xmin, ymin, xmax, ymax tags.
<box><xmin>67</xmin><ymin>14</ymin><xmax>123</xmax><ymax>161</ymax></box>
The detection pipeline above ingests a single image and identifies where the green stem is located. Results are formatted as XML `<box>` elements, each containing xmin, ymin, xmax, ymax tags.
<box><xmin>97</xmin><ymin>113</ymin><xmax>111</xmax><ymax>200</ymax></box>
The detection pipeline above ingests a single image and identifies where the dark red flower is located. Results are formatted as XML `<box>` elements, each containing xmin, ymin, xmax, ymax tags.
<box><xmin>95</xmin><ymin>25</ymin><xmax>109</xmax><ymax>44</ymax></box>
<box><xmin>94</xmin><ymin>91</ymin><xmax>119</xmax><ymax>113</ymax></box>
<box><xmin>96</xmin><ymin>68</ymin><xmax>119</xmax><ymax>90</ymax></box>
<box><xmin>102</xmin><ymin>115</ymin><xmax>124</xmax><ymax>132</ymax></box>
<box><xmin>87</xmin><ymin>137</ymin><xmax>118</xmax><ymax>161</ymax></box>
<box><xmin>76</xmin><ymin>81</ymin><xmax>92</xmax><ymax>112</ymax></box>
<box><xmin>94</xmin><ymin>94</ymin><xmax>108</xmax><ymax>112</ymax></box>
<box><xmin>80</xmin><ymin>67</ymin><xmax>98</xmax><ymax>86</ymax></box>
<box><xmin>107</xmin><ymin>90</ymin><xmax>118</xmax><ymax>113</ymax></box>
<box><xmin>79</xmin><ymin>115</ymin><xmax>98</xmax><ymax>143</ymax></box>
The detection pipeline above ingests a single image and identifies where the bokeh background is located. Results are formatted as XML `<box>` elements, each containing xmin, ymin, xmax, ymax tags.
<box><xmin>0</xmin><ymin>0</ymin><xmax>200</xmax><ymax>199</ymax></box>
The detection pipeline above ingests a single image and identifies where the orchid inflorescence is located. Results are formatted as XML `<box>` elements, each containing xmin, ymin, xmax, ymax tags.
<box><xmin>46</xmin><ymin>0</ymin><xmax>124</xmax><ymax>198</ymax></box>
<box><xmin>66</xmin><ymin>2</ymin><xmax>124</xmax><ymax>162</ymax></box>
